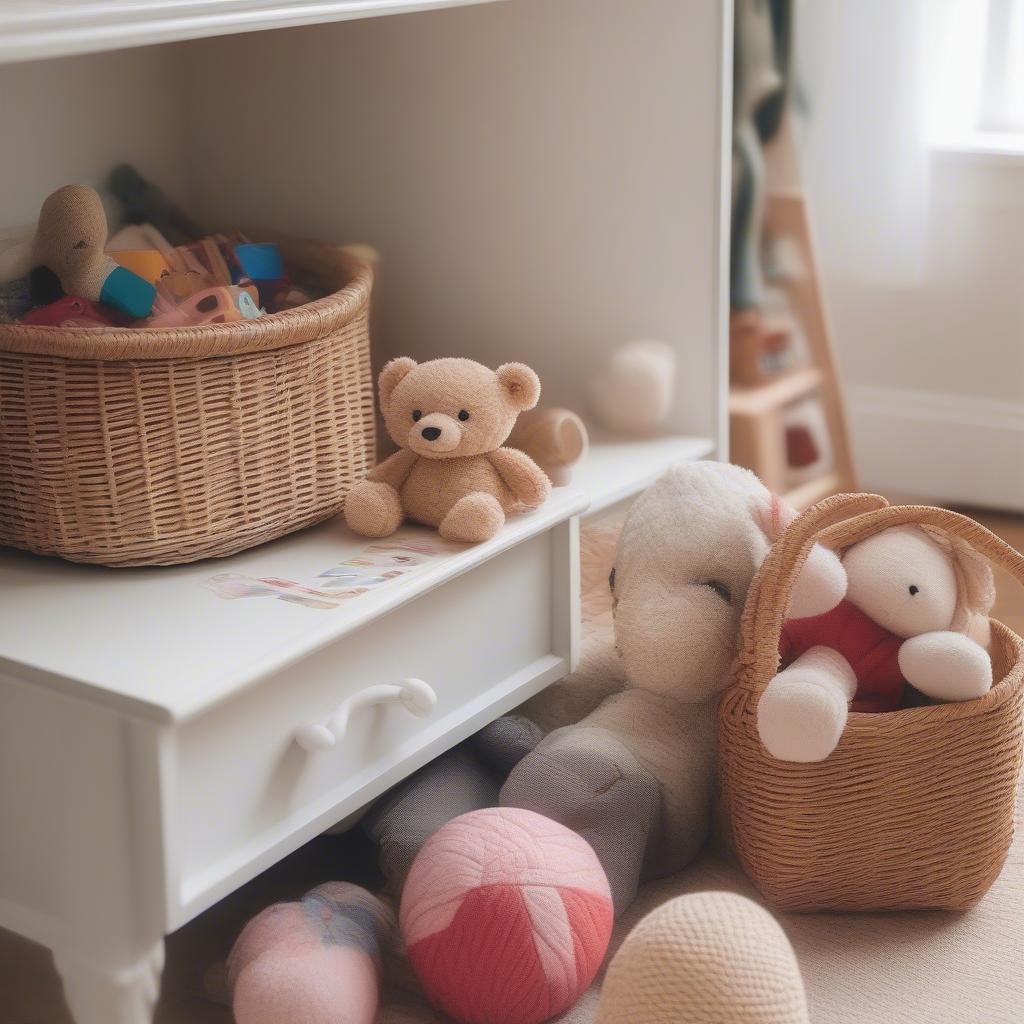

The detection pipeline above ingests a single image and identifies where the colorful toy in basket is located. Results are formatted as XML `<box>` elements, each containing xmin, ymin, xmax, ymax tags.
<box><xmin>757</xmin><ymin>521</ymin><xmax>997</xmax><ymax>763</ymax></box>
<box><xmin>344</xmin><ymin>357</ymin><xmax>552</xmax><ymax>543</ymax></box>
<box><xmin>32</xmin><ymin>185</ymin><xmax>156</xmax><ymax>318</ymax></box>
<box><xmin>144</xmin><ymin>285</ymin><xmax>263</xmax><ymax>327</ymax></box>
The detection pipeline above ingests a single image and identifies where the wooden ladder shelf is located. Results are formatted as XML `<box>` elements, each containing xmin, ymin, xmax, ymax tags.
<box><xmin>729</xmin><ymin>120</ymin><xmax>857</xmax><ymax>508</ymax></box>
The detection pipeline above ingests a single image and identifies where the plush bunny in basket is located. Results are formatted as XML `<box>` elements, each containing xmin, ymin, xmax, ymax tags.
<box><xmin>757</xmin><ymin>519</ymin><xmax>998</xmax><ymax>762</ymax></box>
<box><xmin>719</xmin><ymin>493</ymin><xmax>1024</xmax><ymax>913</ymax></box>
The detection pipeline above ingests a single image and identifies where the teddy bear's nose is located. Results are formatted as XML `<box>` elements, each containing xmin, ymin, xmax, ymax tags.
<box><xmin>421</xmin><ymin>426</ymin><xmax>442</xmax><ymax>441</ymax></box>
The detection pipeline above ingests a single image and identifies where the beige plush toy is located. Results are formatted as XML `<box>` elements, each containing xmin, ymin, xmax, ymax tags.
<box><xmin>500</xmin><ymin>461</ymin><xmax>842</xmax><ymax>914</ymax></box>
<box><xmin>506</xmin><ymin>407</ymin><xmax>589</xmax><ymax>486</ymax></box>
<box><xmin>32</xmin><ymin>184</ymin><xmax>155</xmax><ymax>318</ymax></box>
<box><xmin>757</xmin><ymin>523</ymin><xmax>996</xmax><ymax>763</ymax></box>
<box><xmin>344</xmin><ymin>357</ymin><xmax>551</xmax><ymax>544</ymax></box>
<box><xmin>586</xmin><ymin>339</ymin><xmax>677</xmax><ymax>435</ymax></box>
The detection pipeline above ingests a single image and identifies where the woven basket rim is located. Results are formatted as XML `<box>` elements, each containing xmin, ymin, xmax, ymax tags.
<box><xmin>0</xmin><ymin>239</ymin><xmax>372</xmax><ymax>361</ymax></box>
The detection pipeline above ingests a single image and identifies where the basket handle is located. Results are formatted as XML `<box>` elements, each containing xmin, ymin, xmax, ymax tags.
<box><xmin>818</xmin><ymin>505</ymin><xmax>1024</xmax><ymax>586</ymax></box>
<box><xmin>738</xmin><ymin>495</ymin><xmax>1024</xmax><ymax>699</ymax></box>
<box><xmin>737</xmin><ymin>493</ymin><xmax>888</xmax><ymax>694</ymax></box>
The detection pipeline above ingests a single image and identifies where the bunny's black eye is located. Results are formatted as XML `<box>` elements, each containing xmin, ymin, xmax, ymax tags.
<box><xmin>702</xmin><ymin>580</ymin><xmax>733</xmax><ymax>605</ymax></box>
<box><xmin>909</xmin><ymin>584</ymin><xmax>919</xmax><ymax>595</ymax></box>
<box><xmin>412</xmin><ymin>410</ymin><xmax>422</xmax><ymax>422</ymax></box>
<box><xmin>458</xmin><ymin>409</ymin><xmax>470</xmax><ymax>421</ymax></box>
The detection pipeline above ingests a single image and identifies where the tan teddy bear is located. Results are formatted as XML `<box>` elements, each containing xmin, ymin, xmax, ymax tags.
<box><xmin>344</xmin><ymin>357</ymin><xmax>552</xmax><ymax>544</ymax></box>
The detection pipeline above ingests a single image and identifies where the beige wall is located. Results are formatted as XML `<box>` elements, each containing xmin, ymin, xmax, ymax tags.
<box><xmin>0</xmin><ymin>46</ymin><xmax>191</xmax><ymax>230</ymax></box>
<box><xmin>819</xmin><ymin>157</ymin><xmax>1024</xmax><ymax>404</ymax></box>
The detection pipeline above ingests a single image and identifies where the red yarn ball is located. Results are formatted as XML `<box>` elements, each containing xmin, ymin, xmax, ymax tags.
<box><xmin>400</xmin><ymin>807</ymin><xmax>613</xmax><ymax>1024</ymax></box>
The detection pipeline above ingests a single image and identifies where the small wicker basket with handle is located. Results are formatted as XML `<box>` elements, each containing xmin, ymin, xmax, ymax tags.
<box><xmin>719</xmin><ymin>493</ymin><xmax>1024</xmax><ymax>912</ymax></box>
<box><xmin>0</xmin><ymin>236</ymin><xmax>375</xmax><ymax>567</ymax></box>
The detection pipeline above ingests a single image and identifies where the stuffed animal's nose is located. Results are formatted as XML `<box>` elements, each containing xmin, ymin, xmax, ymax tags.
<box><xmin>421</xmin><ymin>426</ymin><xmax>442</xmax><ymax>441</ymax></box>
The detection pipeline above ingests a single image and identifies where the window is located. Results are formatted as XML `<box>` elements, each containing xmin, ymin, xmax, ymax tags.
<box><xmin>928</xmin><ymin>0</ymin><xmax>1024</xmax><ymax>151</ymax></box>
<box><xmin>980</xmin><ymin>0</ymin><xmax>1024</xmax><ymax>132</ymax></box>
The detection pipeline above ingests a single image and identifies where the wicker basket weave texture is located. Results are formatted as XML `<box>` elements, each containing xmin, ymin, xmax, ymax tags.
<box><xmin>719</xmin><ymin>494</ymin><xmax>1024</xmax><ymax>913</ymax></box>
<box><xmin>0</xmin><ymin>238</ymin><xmax>375</xmax><ymax>566</ymax></box>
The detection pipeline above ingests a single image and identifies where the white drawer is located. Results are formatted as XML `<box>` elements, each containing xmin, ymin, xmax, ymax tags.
<box><xmin>166</xmin><ymin>523</ymin><xmax>578</xmax><ymax>925</ymax></box>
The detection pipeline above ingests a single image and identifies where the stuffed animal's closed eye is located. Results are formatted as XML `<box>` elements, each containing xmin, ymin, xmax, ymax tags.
<box><xmin>757</xmin><ymin>524</ymin><xmax>996</xmax><ymax>763</ymax></box>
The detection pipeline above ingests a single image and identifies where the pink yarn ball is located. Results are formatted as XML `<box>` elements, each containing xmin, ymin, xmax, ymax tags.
<box><xmin>227</xmin><ymin>883</ymin><xmax>389</xmax><ymax>1024</ymax></box>
<box><xmin>400</xmin><ymin>807</ymin><xmax>613</xmax><ymax>1024</ymax></box>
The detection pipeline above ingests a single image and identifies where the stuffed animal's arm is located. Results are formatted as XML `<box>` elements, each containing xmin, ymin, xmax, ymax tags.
<box><xmin>757</xmin><ymin>646</ymin><xmax>856</xmax><ymax>763</ymax></box>
<box><xmin>366</xmin><ymin>449</ymin><xmax>418</xmax><ymax>489</ymax></box>
<box><xmin>486</xmin><ymin>447</ymin><xmax>552</xmax><ymax>508</ymax></box>
<box><xmin>787</xmin><ymin>544</ymin><xmax>848</xmax><ymax>619</ymax></box>
<box><xmin>898</xmin><ymin>631</ymin><xmax>993</xmax><ymax>701</ymax></box>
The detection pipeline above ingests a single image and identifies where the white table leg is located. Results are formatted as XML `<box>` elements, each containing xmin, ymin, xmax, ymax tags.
<box><xmin>54</xmin><ymin>941</ymin><xmax>165</xmax><ymax>1024</ymax></box>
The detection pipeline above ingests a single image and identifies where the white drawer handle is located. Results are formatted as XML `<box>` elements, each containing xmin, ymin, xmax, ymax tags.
<box><xmin>294</xmin><ymin>678</ymin><xmax>437</xmax><ymax>753</ymax></box>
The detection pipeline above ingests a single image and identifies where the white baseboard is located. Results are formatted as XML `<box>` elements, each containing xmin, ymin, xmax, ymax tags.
<box><xmin>847</xmin><ymin>386</ymin><xmax>1024</xmax><ymax>512</ymax></box>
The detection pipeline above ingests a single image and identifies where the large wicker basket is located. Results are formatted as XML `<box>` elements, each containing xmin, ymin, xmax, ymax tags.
<box><xmin>719</xmin><ymin>493</ymin><xmax>1024</xmax><ymax>912</ymax></box>
<box><xmin>0</xmin><ymin>237</ymin><xmax>375</xmax><ymax>566</ymax></box>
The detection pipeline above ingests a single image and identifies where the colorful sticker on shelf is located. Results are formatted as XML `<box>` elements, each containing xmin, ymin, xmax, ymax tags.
<box><xmin>204</xmin><ymin>536</ymin><xmax>461</xmax><ymax>610</ymax></box>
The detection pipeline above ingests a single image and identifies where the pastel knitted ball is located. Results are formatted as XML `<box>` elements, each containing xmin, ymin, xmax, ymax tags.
<box><xmin>400</xmin><ymin>807</ymin><xmax>614</xmax><ymax>1024</ymax></box>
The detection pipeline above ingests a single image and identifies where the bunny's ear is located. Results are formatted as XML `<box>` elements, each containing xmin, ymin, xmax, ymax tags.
<box><xmin>750</xmin><ymin>492</ymin><xmax>798</xmax><ymax>543</ymax></box>
<box><xmin>497</xmin><ymin>363</ymin><xmax>541</xmax><ymax>411</ymax></box>
<box><xmin>378</xmin><ymin>357</ymin><xmax>417</xmax><ymax>414</ymax></box>
<box><xmin>922</xmin><ymin>526</ymin><xmax>996</xmax><ymax>648</ymax></box>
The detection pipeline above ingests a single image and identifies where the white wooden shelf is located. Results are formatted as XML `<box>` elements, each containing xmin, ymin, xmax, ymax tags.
<box><xmin>0</xmin><ymin>486</ymin><xmax>586</xmax><ymax>724</ymax></box>
<box><xmin>574</xmin><ymin>434</ymin><xmax>717</xmax><ymax>514</ymax></box>
<box><xmin>0</xmin><ymin>433</ymin><xmax>712</xmax><ymax>724</ymax></box>
<box><xmin>0</xmin><ymin>0</ymin><xmax>503</xmax><ymax>64</ymax></box>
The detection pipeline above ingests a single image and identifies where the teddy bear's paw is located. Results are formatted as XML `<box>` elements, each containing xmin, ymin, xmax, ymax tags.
<box><xmin>757</xmin><ymin>674</ymin><xmax>849</xmax><ymax>763</ymax></box>
<box><xmin>898</xmin><ymin>631</ymin><xmax>993</xmax><ymax>702</ymax></box>
<box><xmin>438</xmin><ymin>492</ymin><xmax>505</xmax><ymax>543</ymax></box>
<box><xmin>344</xmin><ymin>481</ymin><xmax>404</xmax><ymax>538</ymax></box>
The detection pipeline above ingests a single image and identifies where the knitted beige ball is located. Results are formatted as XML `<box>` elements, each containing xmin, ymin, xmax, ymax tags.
<box><xmin>596</xmin><ymin>892</ymin><xmax>809</xmax><ymax>1024</ymax></box>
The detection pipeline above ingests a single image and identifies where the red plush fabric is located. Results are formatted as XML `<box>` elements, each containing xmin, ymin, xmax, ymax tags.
<box><xmin>780</xmin><ymin>599</ymin><xmax>906</xmax><ymax>712</ymax></box>
<box><xmin>407</xmin><ymin>883</ymin><xmax>612</xmax><ymax>1024</ymax></box>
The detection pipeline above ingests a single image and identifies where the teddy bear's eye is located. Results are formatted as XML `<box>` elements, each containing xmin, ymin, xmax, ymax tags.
<box><xmin>701</xmin><ymin>580</ymin><xmax>733</xmax><ymax>605</ymax></box>
<box><xmin>458</xmin><ymin>409</ymin><xmax>470</xmax><ymax>421</ymax></box>
<box><xmin>909</xmin><ymin>584</ymin><xmax>920</xmax><ymax>595</ymax></box>
<box><xmin>412</xmin><ymin>410</ymin><xmax>422</xmax><ymax>422</ymax></box>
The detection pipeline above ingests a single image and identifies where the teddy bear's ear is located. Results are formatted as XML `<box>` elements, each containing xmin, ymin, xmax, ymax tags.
<box><xmin>378</xmin><ymin>357</ymin><xmax>417</xmax><ymax>414</ymax></box>
<box><xmin>496</xmin><ymin>363</ymin><xmax>541</xmax><ymax>412</ymax></box>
